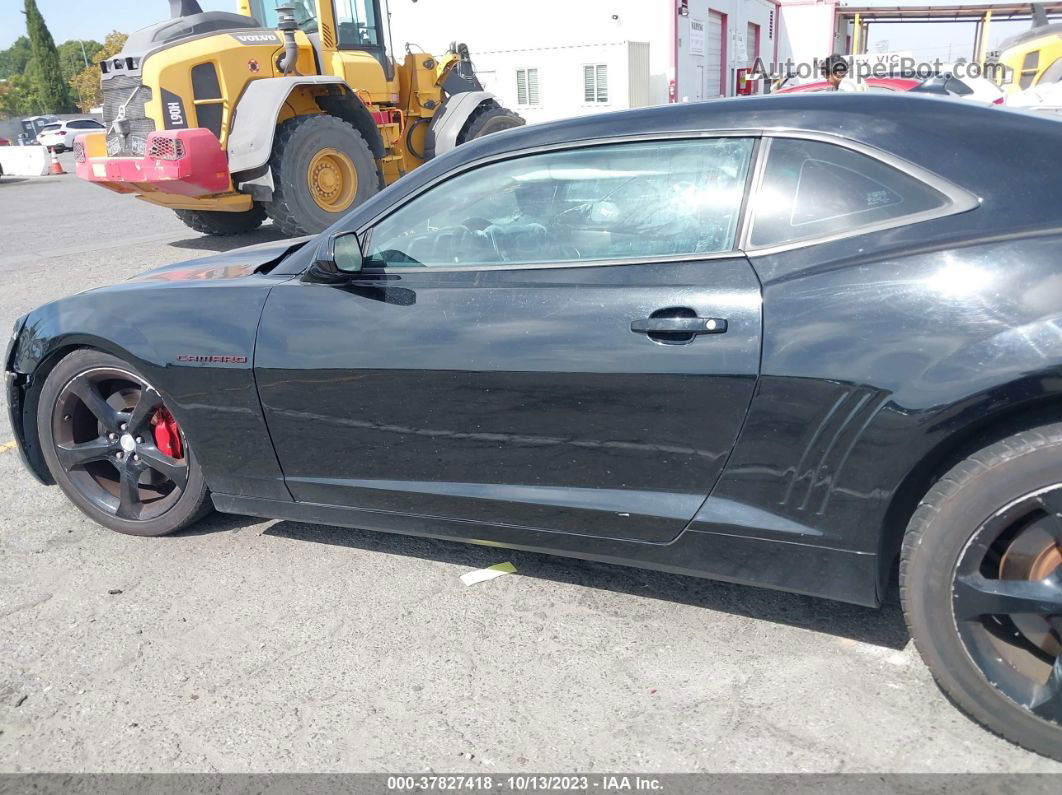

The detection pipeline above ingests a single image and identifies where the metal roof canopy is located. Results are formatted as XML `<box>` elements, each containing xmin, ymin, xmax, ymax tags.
<box><xmin>838</xmin><ymin>4</ymin><xmax>1062</xmax><ymax>22</ymax></box>
<box><xmin>838</xmin><ymin>3</ymin><xmax>1061</xmax><ymax>60</ymax></box>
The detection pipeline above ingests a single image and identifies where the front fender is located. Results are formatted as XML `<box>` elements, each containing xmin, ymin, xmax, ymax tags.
<box><xmin>227</xmin><ymin>75</ymin><xmax>348</xmax><ymax>174</ymax></box>
<box><xmin>425</xmin><ymin>91</ymin><xmax>498</xmax><ymax>158</ymax></box>
<box><xmin>8</xmin><ymin>276</ymin><xmax>293</xmax><ymax>501</ymax></box>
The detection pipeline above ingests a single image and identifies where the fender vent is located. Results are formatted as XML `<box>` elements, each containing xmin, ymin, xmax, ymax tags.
<box><xmin>781</xmin><ymin>387</ymin><xmax>890</xmax><ymax>515</ymax></box>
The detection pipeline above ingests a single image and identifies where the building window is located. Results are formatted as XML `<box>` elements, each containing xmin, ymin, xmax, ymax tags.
<box><xmin>583</xmin><ymin>64</ymin><xmax>608</xmax><ymax>103</ymax></box>
<box><xmin>516</xmin><ymin>68</ymin><xmax>540</xmax><ymax>106</ymax></box>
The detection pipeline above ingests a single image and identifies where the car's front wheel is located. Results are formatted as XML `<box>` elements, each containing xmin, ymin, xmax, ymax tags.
<box><xmin>902</xmin><ymin>425</ymin><xmax>1062</xmax><ymax>761</ymax></box>
<box><xmin>36</xmin><ymin>349</ymin><xmax>211</xmax><ymax>536</ymax></box>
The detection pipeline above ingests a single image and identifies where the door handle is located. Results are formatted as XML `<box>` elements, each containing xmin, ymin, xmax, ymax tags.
<box><xmin>630</xmin><ymin>317</ymin><xmax>728</xmax><ymax>334</ymax></box>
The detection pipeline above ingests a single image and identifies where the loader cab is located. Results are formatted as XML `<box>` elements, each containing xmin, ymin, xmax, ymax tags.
<box><xmin>246</xmin><ymin>0</ymin><xmax>395</xmax><ymax>79</ymax></box>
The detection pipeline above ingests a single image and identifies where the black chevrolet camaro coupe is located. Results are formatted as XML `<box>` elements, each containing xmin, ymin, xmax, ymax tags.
<box><xmin>6</xmin><ymin>94</ymin><xmax>1062</xmax><ymax>758</ymax></box>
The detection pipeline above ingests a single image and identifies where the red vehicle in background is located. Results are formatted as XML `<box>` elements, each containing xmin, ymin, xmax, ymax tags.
<box><xmin>776</xmin><ymin>77</ymin><xmax>922</xmax><ymax>93</ymax></box>
<box><xmin>777</xmin><ymin>74</ymin><xmax>1006</xmax><ymax>104</ymax></box>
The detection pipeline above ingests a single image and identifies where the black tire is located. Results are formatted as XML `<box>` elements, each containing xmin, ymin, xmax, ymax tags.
<box><xmin>263</xmin><ymin>114</ymin><xmax>379</xmax><ymax>237</ymax></box>
<box><xmin>901</xmin><ymin>424</ymin><xmax>1062</xmax><ymax>761</ymax></box>
<box><xmin>174</xmin><ymin>204</ymin><xmax>266</xmax><ymax>236</ymax></box>
<box><xmin>36</xmin><ymin>349</ymin><xmax>211</xmax><ymax>537</ymax></box>
<box><xmin>457</xmin><ymin>102</ymin><xmax>525</xmax><ymax>145</ymax></box>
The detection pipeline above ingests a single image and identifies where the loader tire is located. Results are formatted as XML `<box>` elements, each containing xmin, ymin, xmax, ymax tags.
<box><xmin>174</xmin><ymin>205</ymin><xmax>266</xmax><ymax>236</ymax></box>
<box><xmin>263</xmin><ymin>115</ymin><xmax>380</xmax><ymax>237</ymax></box>
<box><xmin>457</xmin><ymin>102</ymin><xmax>524</xmax><ymax>144</ymax></box>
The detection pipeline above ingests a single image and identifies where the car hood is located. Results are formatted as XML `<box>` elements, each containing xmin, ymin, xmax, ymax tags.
<box><xmin>128</xmin><ymin>235</ymin><xmax>312</xmax><ymax>283</ymax></box>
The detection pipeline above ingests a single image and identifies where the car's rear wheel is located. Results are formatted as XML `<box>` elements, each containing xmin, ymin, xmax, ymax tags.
<box><xmin>901</xmin><ymin>425</ymin><xmax>1062</xmax><ymax>761</ymax></box>
<box><xmin>36</xmin><ymin>350</ymin><xmax>211</xmax><ymax>536</ymax></box>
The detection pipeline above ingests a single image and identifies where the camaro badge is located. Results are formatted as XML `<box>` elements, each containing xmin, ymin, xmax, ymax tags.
<box><xmin>176</xmin><ymin>354</ymin><xmax>248</xmax><ymax>364</ymax></box>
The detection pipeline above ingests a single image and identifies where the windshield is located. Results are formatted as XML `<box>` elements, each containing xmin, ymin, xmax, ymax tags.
<box><xmin>249</xmin><ymin>0</ymin><xmax>319</xmax><ymax>34</ymax></box>
<box><xmin>40</xmin><ymin>124</ymin><xmax>61</xmax><ymax>132</ymax></box>
<box><xmin>249</xmin><ymin>1</ymin><xmax>382</xmax><ymax>47</ymax></box>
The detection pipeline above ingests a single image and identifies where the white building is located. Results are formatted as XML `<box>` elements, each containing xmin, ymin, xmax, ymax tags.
<box><xmin>386</xmin><ymin>0</ymin><xmax>789</xmax><ymax>122</ymax></box>
<box><xmin>774</xmin><ymin>0</ymin><xmax>847</xmax><ymax>70</ymax></box>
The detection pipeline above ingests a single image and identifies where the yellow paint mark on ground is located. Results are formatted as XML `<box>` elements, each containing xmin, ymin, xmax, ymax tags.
<box><xmin>0</xmin><ymin>440</ymin><xmax>17</xmax><ymax>454</ymax></box>
<box><xmin>460</xmin><ymin>562</ymin><xmax>517</xmax><ymax>586</ymax></box>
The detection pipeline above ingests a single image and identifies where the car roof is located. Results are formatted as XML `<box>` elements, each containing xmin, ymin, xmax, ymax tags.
<box><xmin>443</xmin><ymin>93</ymin><xmax>1047</xmax><ymax>176</ymax></box>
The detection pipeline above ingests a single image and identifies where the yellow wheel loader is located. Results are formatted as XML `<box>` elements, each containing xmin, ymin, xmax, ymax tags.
<box><xmin>994</xmin><ymin>3</ymin><xmax>1062</xmax><ymax>93</ymax></box>
<box><xmin>74</xmin><ymin>0</ymin><xmax>524</xmax><ymax>236</ymax></box>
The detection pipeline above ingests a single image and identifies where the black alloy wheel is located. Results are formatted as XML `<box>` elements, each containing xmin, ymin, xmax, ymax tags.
<box><xmin>902</xmin><ymin>425</ymin><xmax>1062</xmax><ymax>761</ymax></box>
<box><xmin>952</xmin><ymin>486</ymin><xmax>1062</xmax><ymax>723</ymax></box>
<box><xmin>37</xmin><ymin>350</ymin><xmax>210</xmax><ymax>536</ymax></box>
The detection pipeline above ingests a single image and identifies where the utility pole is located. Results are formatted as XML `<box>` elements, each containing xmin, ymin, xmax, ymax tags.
<box><xmin>78</xmin><ymin>39</ymin><xmax>90</xmax><ymax>67</ymax></box>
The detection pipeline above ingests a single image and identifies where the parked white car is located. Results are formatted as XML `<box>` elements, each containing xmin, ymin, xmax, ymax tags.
<box><xmin>36</xmin><ymin>118</ymin><xmax>105</xmax><ymax>152</ymax></box>
<box><xmin>915</xmin><ymin>73</ymin><xmax>1006</xmax><ymax>104</ymax></box>
<box><xmin>1006</xmin><ymin>80</ymin><xmax>1062</xmax><ymax>115</ymax></box>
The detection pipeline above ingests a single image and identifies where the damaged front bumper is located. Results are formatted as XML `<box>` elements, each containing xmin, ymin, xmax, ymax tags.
<box><xmin>4</xmin><ymin>316</ymin><xmax>50</xmax><ymax>484</ymax></box>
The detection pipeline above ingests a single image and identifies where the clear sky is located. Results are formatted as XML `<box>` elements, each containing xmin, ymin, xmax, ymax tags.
<box><xmin>0</xmin><ymin>1</ymin><xmax>233</xmax><ymax>49</ymax></box>
<box><xmin>855</xmin><ymin>0</ymin><xmax>1046</xmax><ymax>61</ymax></box>
<box><xmin>0</xmin><ymin>1</ymin><xmax>1054</xmax><ymax>58</ymax></box>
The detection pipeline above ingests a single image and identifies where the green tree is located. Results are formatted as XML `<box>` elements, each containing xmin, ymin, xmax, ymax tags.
<box><xmin>24</xmin><ymin>0</ymin><xmax>75</xmax><ymax>114</ymax></box>
<box><xmin>0</xmin><ymin>36</ymin><xmax>33</xmax><ymax>81</ymax></box>
<box><xmin>70</xmin><ymin>31</ymin><xmax>127</xmax><ymax>113</ymax></box>
<box><xmin>0</xmin><ymin>75</ymin><xmax>36</xmax><ymax>118</ymax></box>
<box><xmin>58</xmin><ymin>39</ymin><xmax>102</xmax><ymax>84</ymax></box>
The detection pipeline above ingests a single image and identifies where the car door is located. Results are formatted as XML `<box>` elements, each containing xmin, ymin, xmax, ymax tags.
<box><xmin>255</xmin><ymin>135</ymin><xmax>763</xmax><ymax>543</ymax></box>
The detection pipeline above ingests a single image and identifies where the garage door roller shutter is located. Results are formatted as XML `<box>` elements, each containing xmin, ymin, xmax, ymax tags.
<box><xmin>706</xmin><ymin>12</ymin><xmax>723</xmax><ymax>97</ymax></box>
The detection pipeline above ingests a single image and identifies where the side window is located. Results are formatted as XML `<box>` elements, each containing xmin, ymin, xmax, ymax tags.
<box><xmin>364</xmin><ymin>138</ymin><xmax>755</xmax><ymax>268</ymax></box>
<box><xmin>1020</xmin><ymin>50</ymin><xmax>1041</xmax><ymax>89</ymax></box>
<box><xmin>749</xmin><ymin>138</ymin><xmax>949</xmax><ymax>248</ymax></box>
<box><xmin>944</xmin><ymin>76</ymin><xmax>974</xmax><ymax>96</ymax></box>
<box><xmin>1039</xmin><ymin>57</ymin><xmax>1062</xmax><ymax>85</ymax></box>
<box><xmin>335</xmin><ymin>0</ymin><xmax>379</xmax><ymax>47</ymax></box>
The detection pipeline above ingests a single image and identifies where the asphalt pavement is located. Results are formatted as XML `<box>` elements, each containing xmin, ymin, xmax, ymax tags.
<box><xmin>0</xmin><ymin>156</ymin><xmax>1060</xmax><ymax>773</ymax></box>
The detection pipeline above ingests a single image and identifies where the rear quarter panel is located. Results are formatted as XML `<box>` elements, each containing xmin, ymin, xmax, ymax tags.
<box><xmin>702</xmin><ymin>231</ymin><xmax>1062</xmax><ymax>586</ymax></box>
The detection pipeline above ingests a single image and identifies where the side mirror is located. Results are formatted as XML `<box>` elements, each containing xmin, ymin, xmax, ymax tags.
<box><xmin>307</xmin><ymin>231</ymin><xmax>364</xmax><ymax>283</ymax></box>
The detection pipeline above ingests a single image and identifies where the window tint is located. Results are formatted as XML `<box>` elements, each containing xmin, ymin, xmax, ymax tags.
<box><xmin>40</xmin><ymin>124</ymin><xmax>61</xmax><ymax>132</ymax></box>
<box><xmin>1039</xmin><ymin>57</ymin><xmax>1062</xmax><ymax>84</ymax></box>
<box><xmin>336</xmin><ymin>0</ymin><xmax>379</xmax><ymax>47</ymax></box>
<box><xmin>944</xmin><ymin>76</ymin><xmax>974</xmax><ymax>96</ymax></box>
<box><xmin>67</xmin><ymin>120</ymin><xmax>103</xmax><ymax>129</ymax></box>
<box><xmin>749</xmin><ymin>138</ymin><xmax>949</xmax><ymax>248</ymax></box>
<box><xmin>365</xmin><ymin>138</ymin><xmax>754</xmax><ymax>268</ymax></box>
<box><xmin>1020</xmin><ymin>49</ymin><xmax>1041</xmax><ymax>89</ymax></box>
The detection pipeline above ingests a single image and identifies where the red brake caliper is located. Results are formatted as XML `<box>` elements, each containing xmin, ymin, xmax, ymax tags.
<box><xmin>152</xmin><ymin>407</ymin><xmax>184</xmax><ymax>459</ymax></box>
